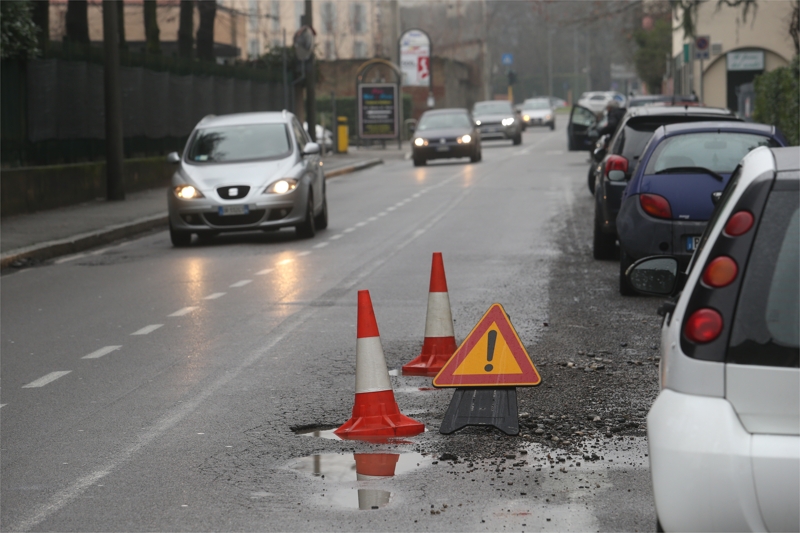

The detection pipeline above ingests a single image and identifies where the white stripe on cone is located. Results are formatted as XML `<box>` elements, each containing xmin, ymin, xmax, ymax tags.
<box><xmin>423</xmin><ymin>292</ymin><xmax>455</xmax><ymax>338</ymax></box>
<box><xmin>355</xmin><ymin>337</ymin><xmax>392</xmax><ymax>394</ymax></box>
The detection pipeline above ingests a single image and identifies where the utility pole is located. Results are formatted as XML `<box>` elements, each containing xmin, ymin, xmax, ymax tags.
<box><xmin>547</xmin><ymin>29</ymin><xmax>553</xmax><ymax>98</ymax></box>
<box><xmin>304</xmin><ymin>0</ymin><xmax>317</xmax><ymax>142</ymax></box>
<box><xmin>102</xmin><ymin>0</ymin><xmax>125</xmax><ymax>201</ymax></box>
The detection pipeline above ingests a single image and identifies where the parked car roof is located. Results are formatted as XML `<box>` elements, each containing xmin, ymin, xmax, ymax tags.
<box><xmin>661</xmin><ymin>120</ymin><xmax>781</xmax><ymax>138</ymax></box>
<box><xmin>196</xmin><ymin>111</ymin><xmax>290</xmax><ymax>128</ymax></box>
<box><xmin>422</xmin><ymin>108</ymin><xmax>470</xmax><ymax>115</ymax></box>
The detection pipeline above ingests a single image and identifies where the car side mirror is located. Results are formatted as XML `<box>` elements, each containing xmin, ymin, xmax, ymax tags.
<box><xmin>608</xmin><ymin>170</ymin><xmax>626</xmax><ymax>181</ymax></box>
<box><xmin>626</xmin><ymin>256</ymin><xmax>679</xmax><ymax>296</ymax></box>
<box><xmin>167</xmin><ymin>152</ymin><xmax>181</xmax><ymax>164</ymax></box>
<box><xmin>302</xmin><ymin>142</ymin><xmax>320</xmax><ymax>155</ymax></box>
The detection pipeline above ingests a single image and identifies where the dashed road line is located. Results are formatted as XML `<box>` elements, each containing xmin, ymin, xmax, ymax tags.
<box><xmin>22</xmin><ymin>371</ymin><xmax>71</xmax><ymax>388</ymax></box>
<box><xmin>343</xmin><ymin>228</ymin><xmax>355</xmax><ymax>233</ymax></box>
<box><xmin>329</xmin><ymin>234</ymin><xmax>343</xmax><ymax>240</ymax></box>
<box><xmin>81</xmin><ymin>346</ymin><xmax>122</xmax><ymax>359</ymax></box>
<box><xmin>204</xmin><ymin>292</ymin><xmax>226</xmax><ymax>300</ymax></box>
<box><xmin>355</xmin><ymin>222</ymin><xmax>367</xmax><ymax>227</ymax></box>
<box><xmin>0</xmin><ymin>404</ymin><xmax>6</xmax><ymax>408</ymax></box>
<box><xmin>168</xmin><ymin>307</ymin><xmax>198</xmax><ymax>317</ymax></box>
<box><xmin>54</xmin><ymin>253</ymin><xmax>87</xmax><ymax>265</ymax></box>
<box><xmin>229</xmin><ymin>280</ymin><xmax>252</xmax><ymax>288</ymax></box>
<box><xmin>256</xmin><ymin>268</ymin><xmax>274</xmax><ymax>275</ymax></box>
<box><xmin>296</xmin><ymin>251</ymin><xmax>311</xmax><ymax>257</ymax></box>
<box><xmin>368</xmin><ymin>216</ymin><xmax>378</xmax><ymax>221</ymax></box>
<box><xmin>131</xmin><ymin>324</ymin><xmax>163</xmax><ymax>335</ymax></box>
<box><xmin>277</xmin><ymin>259</ymin><xmax>293</xmax><ymax>265</ymax></box>
<box><xmin>313</xmin><ymin>242</ymin><xmax>329</xmax><ymax>249</ymax></box>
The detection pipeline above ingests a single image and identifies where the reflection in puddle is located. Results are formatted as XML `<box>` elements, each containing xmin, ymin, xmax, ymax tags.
<box><xmin>295</xmin><ymin>428</ymin><xmax>425</xmax><ymax>443</ymax></box>
<box><xmin>289</xmin><ymin>453</ymin><xmax>431</xmax><ymax>510</ymax></box>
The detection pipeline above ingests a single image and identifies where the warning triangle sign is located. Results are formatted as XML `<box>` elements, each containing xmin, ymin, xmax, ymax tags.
<box><xmin>433</xmin><ymin>304</ymin><xmax>541</xmax><ymax>387</ymax></box>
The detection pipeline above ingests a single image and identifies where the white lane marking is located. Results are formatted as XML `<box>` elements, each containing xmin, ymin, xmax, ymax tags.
<box><xmin>277</xmin><ymin>259</ymin><xmax>293</xmax><ymax>265</ymax></box>
<box><xmin>514</xmin><ymin>148</ymin><xmax>531</xmax><ymax>156</ymax></box>
<box><xmin>82</xmin><ymin>346</ymin><xmax>122</xmax><ymax>359</ymax></box>
<box><xmin>0</xmin><ymin>404</ymin><xmax>6</xmax><ymax>408</ymax></box>
<box><xmin>313</xmin><ymin>242</ymin><xmax>329</xmax><ymax>249</ymax></box>
<box><xmin>412</xmin><ymin>193</ymin><xmax>421</xmax><ymax>198</ymax></box>
<box><xmin>169</xmin><ymin>307</ymin><xmax>197</xmax><ymax>317</ymax></box>
<box><xmin>230</xmin><ymin>280</ymin><xmax>252</xmax><ymax>288</ymax></box>
<box><xmin>355</xmin><ymin>221</ymin><xmax>367</xmax><ymax>227</ymax></box>
<box><xmin>204</xmin><ymin>292</ymin><xmax>226</xmax><ymax>300</ymax></box>
<box><xmin>343</xmin><ymin>228</ymin><xmax>355</xmax><ymax>233</ymax></box>
<box><xmin>329</xmin><ymin>234</ymin><xmax>343</xmax><ymax>240</ymax></box>
<box><xmin>297</xmin><ymin>251</ymin><xmax>311</xmax><ymax>257</ymax></box>
<box><xmin>131</xmin><ymin>324</ymin><xmax>163</xmax><ymax>335</ymax></box>
<box><xmin>377</xmin><ymin>212</ymin><xmax>387</xmax><ymax>217</ymax></box>
<box><xmin>386</xmin><ymin>206</ymin><xmax>396</xmax><ymax>212</ymax></box>
<box><xmin>54</xmin><ymin>253</ymin><xmax>87</xmax><ymax>264</ymax></box>
<box><xmin>368</xmin><ymin>216</ymin><xmax>378</xmax><ymax>221</ymax></box>
<box><xmin>256</xmin><ymin>268</ymin><xmax>274</xmax><ymax>275</ymax></box>
<box><xmin>89</xmin><ymin>248</ymin><xmax>110</xmax><ymax>256</ymax></box>
<box><xmin>22</xmin><ymin>371</ymin><xmax>71</xmax><ymax>388</ymax></box>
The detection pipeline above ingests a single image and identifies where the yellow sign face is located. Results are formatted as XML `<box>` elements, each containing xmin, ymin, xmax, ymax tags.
<box><xmin>453</xmin><ymin>323</ymin><xmax>523</xmax><ymax>376</ymax></box>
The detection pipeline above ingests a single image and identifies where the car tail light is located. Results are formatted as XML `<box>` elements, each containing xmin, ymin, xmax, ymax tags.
<box><xmin>724</xmin><ymin>210</ymin><xmax>754</xmax><ymax>236</ymax></box>
<box><xmin>702</xmin><ymin>256</ymin><xmax>738</xmax><ymax>288</ymax></box>
<box><xmin>684</xmin><ymin>308</ymin><xmax>723</xmax><ymax>343</ymax></box>
<box><xmin>640</xmin><ymin>193</ymin><xmax>672</xmax><ymax>219</ymax></box>
<box><xmin>605</xmin><ymin>155</ymin><xmax>628</xmax><ymax>175</ymax></box>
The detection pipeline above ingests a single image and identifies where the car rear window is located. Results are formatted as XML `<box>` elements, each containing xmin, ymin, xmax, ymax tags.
<box><xmin>728</xmin><ymin>185</ymin><xmax>800</xmax><ymax>367</ymax></box>
<box><xmin>187</xmin><ymin>123</ymin><xmax>292</xmax><ymax>163</ymax></box>
<box><xmin>418</xmin><ymin>113</ymin><xmax>472</xmax><ymax>130</ymax></box>
<box><xmin>644</xmin><ymin>132</ymin><xmax>778</xmax><ymax>175</ymax></box>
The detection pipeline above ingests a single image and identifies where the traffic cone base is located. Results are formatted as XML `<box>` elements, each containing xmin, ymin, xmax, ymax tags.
<box><xmin>335</xmin><ymin>390</ymin><xmax>425</xmax><ymax>438</ymax></box>
<box><xmin>401</xmin><ymin>336</ymin><xmax>458</xmax><ymax>375</ymax></box>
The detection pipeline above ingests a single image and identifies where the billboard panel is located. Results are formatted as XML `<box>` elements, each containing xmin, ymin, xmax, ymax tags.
<box><xmin>358</xmin><ymin>83</ymin><xmax>398</xmax><ymax>139</ymax></box>
<box><xmin>399</xmin><ymin>29</ymin><xmax>431</xmax><ymax>87</ymax></box>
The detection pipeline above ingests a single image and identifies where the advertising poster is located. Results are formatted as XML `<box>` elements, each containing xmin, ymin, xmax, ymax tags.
<box><xmin>399</xmin><ymin>29</ymin><xmax>431</xmax><ymax>87</ymax></box>
<box><xmin>358</xmin><ymin>83</ymin><xmax>398</xmax><ymax>139</ymax></box>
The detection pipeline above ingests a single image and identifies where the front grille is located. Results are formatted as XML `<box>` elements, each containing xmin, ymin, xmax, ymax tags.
<box><xmin>217</xmin><ymin>186</ymin><xmax>250</xmax><ymax>199</ymax></box>
<box><xmin>435</xmin><ymin>137</ymin><xmax>458</xmax><ymax>144</ymax></box>
<box><xmin>203</xmin><ymin>210</ymin><xmax>265</xmax><ymax>226</ymax></box>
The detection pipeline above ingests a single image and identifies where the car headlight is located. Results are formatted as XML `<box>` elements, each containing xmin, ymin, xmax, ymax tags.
<box><xmin>475</xmin><ymin>120</ymin><xmax>482</xmax><ymax>126</ymax></box>
<box><xmin>501</xmin><ymin>118</ymin><xmax>515</xmax><ymax>126</ymax></box>
<box><xmin>523</xmin><ymin>114</ymin><xmax>530</xmax><ymax>121</ymax></box>
<box><xmin>414</xmin><ymin>137</ymin><xmax>428</xmax><ymax>147</ymax></box>
<box><xmin>457</xmin><ymin>134</ymin><xmax>472</xmax><ymax>144</ymax></box>
<box><xmin>265</xmin><ymin>179</ymin><xmax>298</xmax><ymax>194</ymax></box>
<box><xmin>545</xmin><ymin>114</ymin><xmax>552</xmax><ymax>121</ymax></box>
<box><xmin>174</xmin><ymin>185</ymin><xmax>204</xmax><ymax>199</ymax></box>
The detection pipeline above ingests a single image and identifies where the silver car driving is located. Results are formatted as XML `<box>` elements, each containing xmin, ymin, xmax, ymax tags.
<box><xmin>166</xmin><ymin>111</ymin><xmax>327</xmax><ymax>246</ymax></box>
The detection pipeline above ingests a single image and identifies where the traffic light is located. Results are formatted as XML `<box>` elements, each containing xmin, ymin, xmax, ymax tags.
<box><xmin>507</xmin><ymin>69</ymin><xmax>517</xmax><ymax>86</ymax></box>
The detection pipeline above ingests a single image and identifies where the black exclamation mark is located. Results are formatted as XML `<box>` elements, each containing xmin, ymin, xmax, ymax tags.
<box><xmin>484</xmin><ymin>330</ymin><xmax>497</xmax><ymax>372</ymax></box>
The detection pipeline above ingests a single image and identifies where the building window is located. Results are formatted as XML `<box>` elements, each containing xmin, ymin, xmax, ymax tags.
<box><xmin>249</xmin><ymin>39</ymin><xmax>260</xmax><ymax>58</ymax></box>
<box><xmin>354</xmin><ymin>40</ymin><xmax>368</xmax><ymax>59</ymax></box>
<box><xmin>295</xmin><ymin>0</ymin><xmax>305</xmax><ymax>29</ymax></box>
<box><xmin>325</xmin><ymin>40</ymin><xmax>335</xmax><ymax>60</ymax></box>
<box><xmin>321</xmin><ymin>2</ymin><xmax>336</xmax><ymax>35</ymax></box>
<box><xmin>270</xmin><ymin>0</ymin><xmax>280</xmax><ymax>33</ymax></box>
<box><xmin>350</xmin><ymin>3</ymin><xmax>366</xmax><ymax>34</ymax></box>
<box><xmin>248</xmin><ymin>0</ymin><xmax>258</xmax><ymax>33</ymax></box>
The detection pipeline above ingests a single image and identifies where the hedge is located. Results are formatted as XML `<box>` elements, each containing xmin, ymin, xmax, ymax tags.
<box><xmin>753</xmin><ymin>56</ymin><xmax>799</xmax><ymax>146</ymax></box>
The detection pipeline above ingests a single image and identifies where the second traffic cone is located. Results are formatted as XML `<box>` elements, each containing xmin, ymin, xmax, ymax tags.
<box><xmin>402</xmin><ymin>252</ymin><xmax>458</xmax><ymax>376</ymax></box>
<box><xmin>334</xmin><ymin>290</ymin><xmax>425</xmax><ymax>439</ymax></box>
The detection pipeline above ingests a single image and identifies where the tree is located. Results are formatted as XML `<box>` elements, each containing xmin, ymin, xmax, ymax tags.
<box><xmin>634</xmin><ymin>18</ymin><xmax>672</xmax><ymax>93</ymax></box>
<box><xmin>670</xmin><ymin>0</ymin><xmax>757</xmax><ymax>38</ymax></box>
<box><xmin>65</xmin><ymin>0</ymin><xmax>90</xmax><ymax>44</ymax></box>
<box><xmin>31</xmin><ymin>0</ymin><xmax>48</xmax><ymax>53</ymax></box>
<box><xmin>178</xmin><ymin>0</ymin><xmax>194</xmax><ymax>59</ymax></box>
<box><xmin>144</xmin><ymin>0</ymin><xmax>160</xmax><ymax>54</ymax></box>
<box><xmin>1</xmin><ymin>0</ymin><xmax>39</xmax><ymax>59</ymax></box>
<box><xmin>196</xmin><ymin>0</ymin><xmax>216</xmax><ymax>62</ymax></box>
<box><xmin>790</xmin><ymin>0</ymin><xmax>799</xmax><ymax>56</ymax></box>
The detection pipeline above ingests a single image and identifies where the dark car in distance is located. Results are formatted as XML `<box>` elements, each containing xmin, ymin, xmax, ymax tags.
<box><xmin>616</xmin><ymin>121</ymin><xmax>787</xmax><ymax>295</ymax></box>
<box><xmin>411</xmin><ymin>109</ymin><xmax>481</xmax><ymax>167</ymax></box>
<box><xmin>472</xmin><ymin>100</ymin><xmax>522</xmax><ymax>145</ymax></box>
<box><xmin>591</xmin><ymin>105</ymin><xmax>742</xmax><ymax>260</ymax></box>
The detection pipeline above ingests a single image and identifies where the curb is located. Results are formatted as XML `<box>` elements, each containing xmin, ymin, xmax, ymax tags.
<box><xmin>1</xmin><ymin>158</ymin><xmax>385</xmax><ymax>269</ymax></box>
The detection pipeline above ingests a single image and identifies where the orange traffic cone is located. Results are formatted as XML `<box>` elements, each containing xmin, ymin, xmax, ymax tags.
<box><xmin>335</xmin><ymin>290</ymin><xmax>425</xmax><ymax>439</ymax></box>
<box><xmin>402</xmin><ymin>253</ymin><xmax>458</xmax><ymax>376</ymax></box>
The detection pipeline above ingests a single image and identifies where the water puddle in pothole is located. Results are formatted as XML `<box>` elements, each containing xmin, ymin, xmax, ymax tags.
<box><xmin>288</xmin><ymin>453</ymin><xmax>432</xmax><ymax>510</ymax></box>
<box><xmin>295</xmin><ymin>427</ymin><xmax>428</xmax><ymax>442</ymax></box>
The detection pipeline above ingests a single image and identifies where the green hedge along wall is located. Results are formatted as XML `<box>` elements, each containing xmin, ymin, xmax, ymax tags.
<box><xmin>753</xmin><ymin>56</ymin><xmax>799</xmax><ymax>146</ymax></box>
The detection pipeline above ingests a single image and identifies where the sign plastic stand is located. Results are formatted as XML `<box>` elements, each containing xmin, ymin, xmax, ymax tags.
<box><xmin>439</xmin><ymin>387</ymin><xmax>519</xmax><ymax>435</ymax></box>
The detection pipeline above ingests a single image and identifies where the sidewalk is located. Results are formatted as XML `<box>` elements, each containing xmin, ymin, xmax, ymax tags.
<box><xmin>1</xmin><ymin>146</ymin><xmax>408</xmax><ymax>268</ymax></box>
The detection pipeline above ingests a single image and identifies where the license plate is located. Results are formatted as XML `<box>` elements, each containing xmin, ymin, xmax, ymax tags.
<box><xmin>686</xmin><ymin>236</ymin><xmax>701</xmax><ymax>251</ymax></box>
<box><xmin>436</xmin><ymin>146</ymin><xmax>450</xmax><ymax>152</ymax></box>
<box><xmin>218</xmin><ymin>205</ymin><xmax>249</xmax><ymax>216</ymax></box>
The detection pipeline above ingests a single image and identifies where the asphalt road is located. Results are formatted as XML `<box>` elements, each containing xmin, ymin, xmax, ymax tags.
<box><xmin>1</xmin><ymin>126</ymin><xmax>663</xmax><ymax>532</ymax></box>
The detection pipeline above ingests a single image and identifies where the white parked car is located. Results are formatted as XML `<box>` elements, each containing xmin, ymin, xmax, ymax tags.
<box><xmin>626</xmin><ymin>146</ymin><xmax>799</xmax><ymax>532</ymax></box>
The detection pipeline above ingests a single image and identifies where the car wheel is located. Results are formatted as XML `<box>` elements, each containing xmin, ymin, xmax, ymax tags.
<box><xmin>470</xmin><ymin>148</ymin><xmax>481</xmax><ymax>163</ymax></box>
<box><xmin>295</xmin><ymin>193</ymin><xmax>316</xmax><ymax>239</ymax></box>
<box><xmin>314</xmin><ymin>192</ymin><xmax>328</xmax><ymax>230</ymax></box>
<box><xmin>549</xmin><ymin>122</ymin><xmax>555</xmax><ymax>131</ymax></box>
<box><xmin>169</xmin><ymin>222</ymin><xmax>191</xmax><ymax>247</ymax></box>
<box><xmin>413</xmin><ymin>156</ymin><xmax>426</xmax><ymax>167</ymax></box>
<box><xmin>512</xmin><ymin>133</ymin><xmax>522</xmax><ymax>145</ymax></box>
<box><xmin>619</xmin><ymin>248</ymin><xmax>638</xmax><ymax>296</ymax></box>
<box><xmin>593</xmin><ymin>200</ymin><xmax>617</xmax><ymax>260</ymax></box>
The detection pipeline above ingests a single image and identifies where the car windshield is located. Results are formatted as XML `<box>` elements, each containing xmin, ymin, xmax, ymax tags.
<box><xmin>187</xmin><ymin>123</ymin><xmax>291</xmax><ymax>163</ymax></box>
<box><xmin>645</xmin><ymin>132</ymin><xmax>778</xmax><ymax>175</ymax></box>
<box><xmin>474</xmin><ymin>102</ymin><xmax>512</xmax><ymax>115</ymax></box>
<box><xmin>590</xmin><ymin>95</ymin><xmax>606</xmax><ymax>101</ymax></box>
<box><xmin>417</xmin><ymin>113</ymin><xmax>472</xmax><ymax>131</ymax></box>
<box><xmin>523</xmin><ymin>100</ymin><xmax>550</xmax><ymax>110</ymax></box>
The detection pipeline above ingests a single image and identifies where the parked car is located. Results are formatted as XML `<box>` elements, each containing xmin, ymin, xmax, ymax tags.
<box><xmin>591</xmin><ymin>106</ymin><xmax>742</xmax><ymax>260</ymax></box>
<box><xmin>411</xmin><ymin>108</ymin><xmax>481</xmax><ymax>167</ymax></box>
<box><xmin>627</xmin><ymin>94</ymin><xmax>699</xmax><ymax>108</ymax></box>
<box><xmin>166</xmin><ymin>111</ymin><xmax>327</xmax><ymax>246</ymax></box>
<box><xmin>472</xmin><ymin>100</ymin><xmax>522</xmax><ymax>145</ymax></box>
<box><xmin>550</xmin><ymin>97</ymin><xmax>568</xmax><ymax>109</ymax></box>
<box><xmin>625</xmin><ymin>146</ymin><xmax>799</xmax><ymax>533</ymax></box>
<box><xmin>566</xmin><ymin>104</ymin><xmax>599</xmax><ymax>151</ymax></box>
<box><xmin>616</xmin><ymin>121</ymin><xmax>786</xmax><ymax>294</ymax></box>
<box><xmin>519</xmin><ymin>98</ymin><xmax>555</xmax><ymax>130</ymax></box>
<box><xmin>303</xmin><ymin>122</ymin><xmax>334</xmax><ymax>151</ymax></box>
<box><xmin>577</xmin><ymin>91</ymin><xmax>614</xmax><ymax>114</ymax></box>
